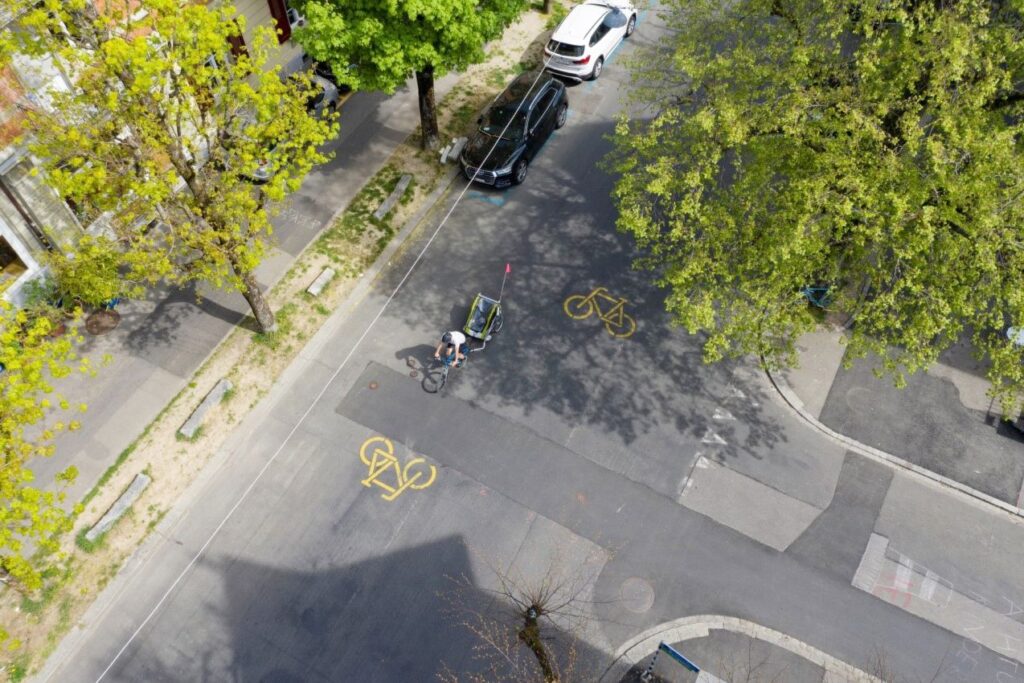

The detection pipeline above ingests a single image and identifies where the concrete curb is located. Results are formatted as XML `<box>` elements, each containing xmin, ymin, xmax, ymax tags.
<box><xmin>764</xmin><ymin>365</ymin><xmax>1024</xmax><ymax>521</ymax></box>
<box><xmin>598</xmin><ymin>615</ymin><xmax>880</xmax><ymax>683</ymax></box>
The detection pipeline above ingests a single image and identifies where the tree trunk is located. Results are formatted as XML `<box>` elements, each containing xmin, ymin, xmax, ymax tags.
<box><xmin>414</xmin><ymin>66</ymin><xmax>440</xmax><ymax>151</ymax></box>
<box><xmin>239</xmin><ymin>270</ymin><xmax>276</xmax><ymax>333</ymax></box>
<box><xmin>542</xmin><ymin>0</ymin><xmax>552</xmax><ymax>14</ymax></box>
<box><xmin>519</xmin><ymin>609</ymin><xmax>558</xmax><ymax>682</ymax></box>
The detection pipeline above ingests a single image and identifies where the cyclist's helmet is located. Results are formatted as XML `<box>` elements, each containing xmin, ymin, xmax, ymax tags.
<box><xmin>442</xmin><ymin>332</ymin><xmax>453</xmax><ymax>344</ymax></box>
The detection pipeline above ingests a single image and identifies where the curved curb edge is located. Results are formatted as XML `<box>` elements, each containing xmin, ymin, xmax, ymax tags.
<box><xmin>764</xmin><ymin>364</ymin><xmax>1024</xmax><ymax>521</ymax></box>
<box><xmin>598</xmin><ymin>615</ymin><xmax>881</xmax><ymax>682</ymax></box>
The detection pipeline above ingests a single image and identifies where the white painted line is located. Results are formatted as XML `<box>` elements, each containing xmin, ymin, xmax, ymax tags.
<box><xmin>91</xmin><ymin>50</ymin><xmax>571</xmax><ymax>683</ymax></box>
<box><xmin>852</xmin><ymin>533</ymin><xmax>888</xmax><ymax>593</ymax></box>
<box><xmin>701</xmin><ymin>428</ymin><xmax>727</xmax><ymax>445</ymax></box>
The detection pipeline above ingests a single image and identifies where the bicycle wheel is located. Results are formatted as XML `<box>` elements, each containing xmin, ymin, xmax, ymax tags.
<box><xmin>403</xmin><ymin>457</ymin><xmax>438</xmax><ymax>490</ymax></box>
<box><xmin>421</xmin><ymin>361</ymin><xmax>448</xmax><ymax>394</ymax></box>
<box><xmin>605</xmin><ymin>313</ymin><xmax>637</xmax><ymax>339</ymax></box>
<box><xmin>563</xmin><ymin>294</ymin><xmax>594</xmax><ymax>320</ymax></box>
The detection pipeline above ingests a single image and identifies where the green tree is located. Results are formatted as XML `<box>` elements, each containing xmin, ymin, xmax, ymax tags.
<box><xmin>5</xmin><ymin>0</ymin><xmax>336</xmax><ymax>333</ymax></box>
<box><xmin>47</xmin><ymin>236</ymin><xmax>140</xmax><ymax>310</ymax></box>
<box><xmin>292</xmin><ymin>0</ymin><xmax>527</xmax><ymax>149</ymax></box>
<box><xmin>0</xmin><ymin>299</ymin><xmax>88</xmax><ymax>594</ymax></box>
<box><xmin>611</xmin><ymin>0</ymin><xmax>1024</xmax><ymax>412</ymax></box>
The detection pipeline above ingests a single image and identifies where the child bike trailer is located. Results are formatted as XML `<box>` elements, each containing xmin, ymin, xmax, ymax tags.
<box><xmin>463</xmin><ymin>293</ymin><xmax>503</xmax><ymax>344</ymax></box>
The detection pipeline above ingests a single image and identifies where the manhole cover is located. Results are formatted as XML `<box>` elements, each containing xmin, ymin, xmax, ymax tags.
<box><xmin>85</xmin><ymin>310</ymin><xmax>121</xmax><ymax>335</ymax></box>
<box><xmin>620</xmin><ymin>577</ymin><xmax>655</xmax><ymax>614</ymax></box>
<box><xmin>369</xmin><ymin>381</ymin><xmax>379</xmax><ymax>390</ymax></box>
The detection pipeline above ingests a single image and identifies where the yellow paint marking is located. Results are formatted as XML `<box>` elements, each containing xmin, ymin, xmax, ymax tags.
<box><xmin>359</xmin><ymin>436</ymin><xmax>437</xmax><ymax>501</ymax></box>
<box><xmin>563</xmin><ymin>287</ymin><xmax>637</xmax><ymax>338</ymax></box>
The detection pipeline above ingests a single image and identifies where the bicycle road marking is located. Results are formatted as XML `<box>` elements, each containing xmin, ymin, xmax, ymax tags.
<box><xmin>359</xmin><ymin>435</ymin><xmax>437</xmax><ymax>502</ymax></box>
<box><xmin>563</xmin><ymin>286</ymin><xmax>637</xmax><ymax>339</ymax></box>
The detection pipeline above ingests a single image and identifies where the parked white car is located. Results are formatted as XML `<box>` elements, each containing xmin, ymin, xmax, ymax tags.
<box><xmin>544</xmin><ymin>0</ymin><xmax>637</xmax><ymax>81</ymax></box>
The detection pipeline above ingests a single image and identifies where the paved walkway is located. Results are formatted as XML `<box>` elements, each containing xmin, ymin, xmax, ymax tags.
<box><xmin>35</xmin><ymin>75</ymin><xmax>458</xmax><ymax>504</ymax></box>
<box><xmin>771</xmin><ymin>327</ymin><xmax>1024</xmax><ymax>514</ymax></box>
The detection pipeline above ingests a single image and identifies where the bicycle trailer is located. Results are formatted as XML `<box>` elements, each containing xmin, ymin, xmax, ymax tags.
<box><xmin>463</xmin><ymin>293</ymin><xmax>503</xmax><ymax>343</ymax></box>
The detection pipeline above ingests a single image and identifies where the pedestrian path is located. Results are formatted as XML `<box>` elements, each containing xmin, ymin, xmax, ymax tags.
<box><xmin>770</xmin><ymin>327</ymin><xmax>1024</xmax><ymax>515</ymax></box>
<box><xmin>602</xmin><ymin>616</ymin><xmax>875</xmax><ymax>682</ymax></box>
<box><xmin>35</xmin><ymin>73</ymin><xmax>460</xmax><ymax>504</ymax></box>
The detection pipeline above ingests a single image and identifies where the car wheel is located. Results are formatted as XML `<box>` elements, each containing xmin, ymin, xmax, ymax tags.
<box><xmin>625</xmin><ymin>14</ymin><xmax>636</xmax><ymax>37</ymax></box>
<box><xmin>512</xmin><ymin>158</ymin><xmax>528</xmax><ymax>185</ymax></box>
<box><xmin>555</xmin><ymin>103</ymin><xmax>568</xmax><ymax>129</ymax></box>
<box><xmin>590</xmin><ymin>57</ymin><xmax>604</xmax><ymax>80</ymax></box>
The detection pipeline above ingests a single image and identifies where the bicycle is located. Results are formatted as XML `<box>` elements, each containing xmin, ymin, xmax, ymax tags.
<box><xmin>563</xmin><ymin>286</ymin><xmax>637</xmax><ymax>338</ymax></box>
<box><xmin>422</xmin><ymin>347</ymin><xmax>471</xmax><ymax>394</ymax></box>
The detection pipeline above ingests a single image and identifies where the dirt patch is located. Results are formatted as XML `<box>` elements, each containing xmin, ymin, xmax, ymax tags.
<box><xmin>0</xmin><ymin>4</ymin><xmax>571</xmax><ymax>681</ymax></box>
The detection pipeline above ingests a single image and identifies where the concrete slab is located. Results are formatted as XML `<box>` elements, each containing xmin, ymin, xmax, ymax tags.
<box><xmin>91</xmin><ymin>367</ymin><xmax>180</xmax><ymax>454</ymax></box>
<box><xmin>679</xmin><ymin>456</ymin><xmax>822</xmax><ymax>551</ymax></box>
<box><xmin>819</xmin><ymin>354</ymin><xmax>1024</xmax><ymax>504</ymax></box>
<box><xmin>782</xmin><ymin>329</ymin><xmax>848</xmax><ymax>420</ymax></box>
<box><xmin>874</xmin><ymin>472</ymin><xmax>1024</xmax><ymax>625</ymax></box>
<box><xmin>786</xmin><ymin>452</ymin><xmax>893</xmax><ymax>581</ymax></box>
<box><xmin>852</xmin><ymin>533</ymin><xmax>1024</xmax><ymax>666</ymax></box>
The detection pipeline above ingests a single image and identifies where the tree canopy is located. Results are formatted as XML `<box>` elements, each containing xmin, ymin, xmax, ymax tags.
<box><xmin>293</xmin><ymin>0</ymin><xmax>526</xmax><ymax>148</ymax></box>
<box><xmin>4</xmin><ymin>0</ymin><xmax>335</xmax><ymax>332</ymax></box>
<box><xmin>0</xmin><ymin>300</ymin><xmax>87</xmax><ymax>594</ymax></box>
<box><xmin>611</xmin><ymin>0</ymin><xmax>1024</xmax><ymax>411</ymax></box>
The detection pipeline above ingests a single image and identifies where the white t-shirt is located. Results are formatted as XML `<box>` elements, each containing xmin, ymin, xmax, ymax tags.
<box><xmin>447</xmin><ymin>331</ymin><xmax>467</xmax><ymax>347</ymax></box>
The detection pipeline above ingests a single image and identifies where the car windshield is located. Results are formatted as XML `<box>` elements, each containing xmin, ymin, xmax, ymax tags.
<box><xmin>481</xmin><ymin>107</ymin><xmax>526</xmax><ymax>140</ymax></box>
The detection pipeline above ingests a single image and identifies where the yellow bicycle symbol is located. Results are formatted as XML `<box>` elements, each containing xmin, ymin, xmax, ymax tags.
<box><xmin>563</xmin><ymin>287</ymin><xmax>637</xmax><ymax>339</ymax></box>
<box><xmin>359</xmin><ymin>436</ymin><xmax>437</xmax><ymax>502</ymax></box>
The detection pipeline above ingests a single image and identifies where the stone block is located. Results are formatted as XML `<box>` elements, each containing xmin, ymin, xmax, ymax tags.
<box><xmin>178</xmin><ymin>378</ymin><xmax>232</xmax><ymax>440</ymax></box>
<box><xmin>306</xmin><ymin>267</ymin><xmax>336</xmax><ymax>297</ymax></box>
<box><xmin>85</xmin><ymin>472</ymin><xmax>151</xmax><ymax>542</ymax></box>
<box><xmin>372</xmin><ymin>174</ymin><xmax>412</xmax><ymax>220</ymax></box>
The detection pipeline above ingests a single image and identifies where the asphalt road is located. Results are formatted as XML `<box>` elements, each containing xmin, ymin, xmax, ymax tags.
<box><xmin>39</xmin><ymin>8</ymin><xmax>1023</xmax><ymax>683</ymax></box>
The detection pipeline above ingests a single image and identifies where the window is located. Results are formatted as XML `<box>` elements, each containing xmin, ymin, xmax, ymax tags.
<box><xmin>589</xmin><ymin>23</ymin><xmax>611</xmax><ymax>46</ymax></box>
<box><xmin>547</xmin><ymin>40</ymin><xmax>584</xmax><ymax>58</ymax></box>
<box><xmin>529</xmin><ymin>90</ymin><xmax>555</xmax><ymax>130</ymax></box>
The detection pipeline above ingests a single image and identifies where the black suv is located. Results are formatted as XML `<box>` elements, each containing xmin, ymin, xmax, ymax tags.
<box><xmin>460</xmin><ymin>72</ymin><xmax>568</xmax><ymax>187</ymax></box>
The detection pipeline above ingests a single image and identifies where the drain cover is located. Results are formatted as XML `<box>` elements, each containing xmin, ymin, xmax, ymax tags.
<box><xmin>620</xmin><ymin>577</ymin><xmax>655</xmax><ymax>613</ymax></box>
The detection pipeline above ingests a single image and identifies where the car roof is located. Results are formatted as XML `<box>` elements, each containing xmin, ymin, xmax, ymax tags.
<box><xmin>550</xmin><ymin>4</ymin><xmax>609</xmax><ymax>45</ymax></box>
<box><xmin>494</xmin><ymin>71</ymin><xmax>553</xmax><ymax>107</ymax></box>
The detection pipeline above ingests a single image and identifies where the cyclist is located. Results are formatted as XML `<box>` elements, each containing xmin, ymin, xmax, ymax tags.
<box><xmin>434</xmin><ymin>330</ymin><xmax>468</xmax><ymax>367</ymax></box>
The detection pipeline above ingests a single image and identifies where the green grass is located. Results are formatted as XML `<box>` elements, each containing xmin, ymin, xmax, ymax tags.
<box><xmin>8</xmin><ymin>654</ymin><xmax>29</xmax><ymax>682</ymax></box>
<box><xmin>19</xmin><ymin>565</ymin><xmax>71</xmax><ymax>614</ymax></box>
<box><xmin>546</xmin><ymin>2</ymin><xmax>569</xmax><ymax>29</ymax></box>
<box><xmin>253</xmin><ymin>301</ymin><xmax>299</xmax><ymax>350</ymax></box>
<box><xmin>79</xmin><ymin>444</ymin><xmax>134</xmax><ymax>509</ymax></box>
<box><xmin>75</xmin><ymin>526</ymin><xmax>105</xmax><ymax>553</ymax></box>
<box><xmin>312</xmin><ymin>165</ymin><xmax>412</xmax><ymax>270</ymax></box>
<box><xmin>174</xmin><ymin>425</ymin><xmax>204</xmax><ymax>443</ymax></box>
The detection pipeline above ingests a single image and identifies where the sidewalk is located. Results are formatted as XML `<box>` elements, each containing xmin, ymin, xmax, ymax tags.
<box><xmin>772</xmin><ymin>328</ymin><xmax>1024</xmax><ymax>514</ymax></box>
<box><xmin>34</xmin><ymin>74</ymin><xmax>459</xmax><ymax>504</ymax></box>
